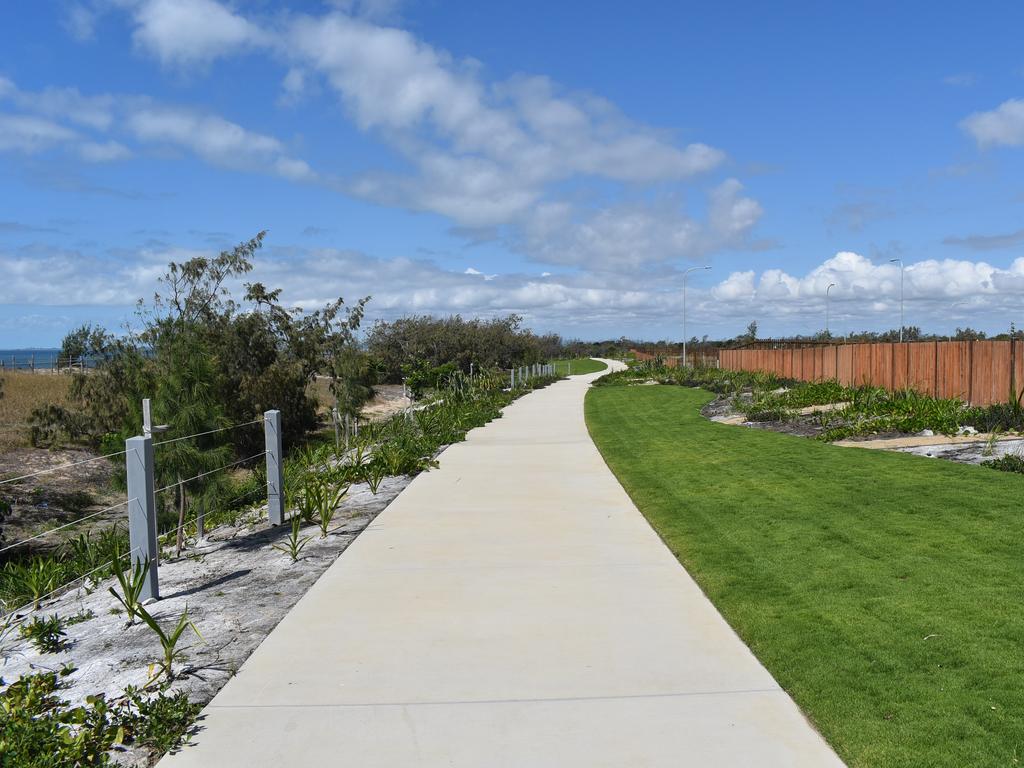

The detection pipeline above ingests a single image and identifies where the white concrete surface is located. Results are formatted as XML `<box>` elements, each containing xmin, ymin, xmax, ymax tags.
<box><xmin>161</xmin><ymin>360</ymin><xmax>844</xmax><ymax>767</ymax></box>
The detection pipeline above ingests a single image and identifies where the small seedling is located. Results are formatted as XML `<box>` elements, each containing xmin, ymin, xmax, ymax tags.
<box><xmin>364</xmin><ymin>461</ymin><xmax>386</xmax><ymax>494</ymax></box>
<box><xmin>982</xmin><ymin>427</ymin><xmax>1002</xmax><ymax>457</ymax></box>
<box><xmin>66</xmin><ymin>609</ymin><xmax>95</xmax><ymax>626</ymax></box>
<box><xmin>136</xmin><ymin>602</ymin><xmax>203</xmax><ymax>683</ymax></box>
<box><xmin>20</xmin><ymin>558</ymin><xmax>65</xmax><ymax>609</ymax></box>
<box><xmin>109</xmin><ymin>550</ymin><xmax>150</xmax><ymax>626</ymax></box>
<box><xmin>316</xmin><ymin>482</ymin><xmax>349</xmax><ymax>538</ymax></box>
<box><xmin>0</xmin><ymin>613</ymin><xmax>19</xmax><ymax>660</ymax></box>
<box><xmin>273</xmin><ymin>517</ymin><xmax>312</xmax><ymax>562</ymax></box>
<box><xmin>19</xmin><ymin>614</ymin><xmax>69</xmax><ymax>654</ymax></box>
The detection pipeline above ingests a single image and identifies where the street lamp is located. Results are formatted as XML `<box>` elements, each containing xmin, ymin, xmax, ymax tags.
<box><xmin>889</xmin><ymin>258</ymin><xmax>904</xmax><ymax>342</ymax></box>
<box><xmin>682</xmin><ymin>265</ymin><xmax>711</xmax><ymax>367</ymax></box>
<box><xmin>825</xmin><ymin>282</ymin><xmax>836</xmax><ymax>337</ymax></box>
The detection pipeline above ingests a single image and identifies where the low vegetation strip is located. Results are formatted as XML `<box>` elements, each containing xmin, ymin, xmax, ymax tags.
<box><xmin>598</xmin><ymin>361</ymin><xmax>1024</xmax><ymax>442</ymax></box>
<box><xmin>553</xmin><ymin>357</ymin><xmax>608</xmax><ymax>375</ymax></box>
<box><xmin>585</xmin><ymin>384</ymin><xmax>1023</xmax><ymax>768</ymax></box>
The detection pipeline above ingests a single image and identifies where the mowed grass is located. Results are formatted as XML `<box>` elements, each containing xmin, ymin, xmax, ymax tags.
<box><xmin>0</xmin><ymin>371</ymin><xmax>71</xmax><ymax>451</ymax></box>
<box><xmin>585</xmin><ymin>384</ymin><xmax>1023</xmax><ymax>768</ymax></box>
<box><xmin>553</xmin><ymin>358</ymin><xmax>608</xmax><ymax>375</ymax></box>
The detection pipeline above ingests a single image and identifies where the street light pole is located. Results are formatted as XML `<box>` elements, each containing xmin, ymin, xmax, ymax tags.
<box><xmin>682</xmin><ymin>265</ymin><xmax>711</xmax><ymax>367</ymax></box>
<box><xmin>889</xmin><ymin>258</ymin><xmax>904</xmax><ymax>342</ymax></box>
<box><xmin>826</xmin><ymin>282</ymin><xmax>836</xmax><ymax>337</ymax></box>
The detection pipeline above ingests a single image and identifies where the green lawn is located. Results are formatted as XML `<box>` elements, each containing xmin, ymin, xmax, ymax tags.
<box><xmin>553</xmin><ymin>358</ymin><xmax>608</xmax><ymax>375</ymax></box>
<box><xmin>585</xmin><ymin>384</ymin><xmax>1023</xmax><ymax>768</ymax></box>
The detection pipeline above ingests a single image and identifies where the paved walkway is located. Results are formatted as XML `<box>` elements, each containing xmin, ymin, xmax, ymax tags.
<box><xmin>162</xmin><ymin>361</ymin><xmax>844</xmax><ymax>767</ymax></box>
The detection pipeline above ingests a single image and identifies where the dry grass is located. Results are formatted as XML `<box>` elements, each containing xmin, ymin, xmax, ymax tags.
<box><xmin>0</xmin><ymin>371</ymin><xmax>71</xmax><ymax>451</ymax></box>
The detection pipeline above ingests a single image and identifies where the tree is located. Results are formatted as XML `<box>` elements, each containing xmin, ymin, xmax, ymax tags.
<box><xmin>954</xmin><ymin>327</ymin><xmax>986</xmax><ymax>341</ymax></box>
<box><xmin>43</xmin><ymin>232</ymin><xmax>371</xmax><ymax>454</ymax></box>
<box><xmin>151</xmin><ymin>331</ymin><xmax>232</xmax><ymax>555</ymax></box>
<box><xmin>59</xmin><ymin>324</ymin><xmax>109</xmax><ymax>368</ymax></box>
<box><xmin>366</xmin><ymin>314</ymin><xmax>558</xmax><ymax>382</ymax></box>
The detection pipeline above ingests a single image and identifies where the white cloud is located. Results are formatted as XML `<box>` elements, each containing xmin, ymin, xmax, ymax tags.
<box><xmin>961</xmin><ymin>98</ymin><xmax>1024</xmax><ymax>148</ymax></box>
<box><xmin>0</xmin><ymin>76</ymin><xmax>317</xmax><ymax>181</ymax></box>
<box><xmin>79</xmin><ymin>140</ymin><xmax>132</xmax><ymax>162</ymax></box>
<box><xmin>62</xmin><ymin>3</ymin><xmax>98</xmax><ymax>42</ymax></box>
<box><xmin>943</xmin><ymin>73</ymin><xmax>975</xmax><ymax>87</ymax></box>
<box><xmin>110</xmin><ymin>1</ymin><xmax>746</xmax><ymax>271</ymax></box>
<box><xmin>7</xmin><ymin>239</ymin><xmax>1024</xmax><ymax>339</ymax></box>
<box><xmin>519</xmin><ymin>179</ymin><xmax>762</xmax><ymax>270</ymax></box>
<box><xmin>0</xmin><ymin>114</ymin><xmax>78</xmax><ymax>153</ymax></box>
<box><xmin>0</xmin><ymin>79</ymin><xmax>114</xmax><ymax>130</ymax></box>
<box><xmin>705</xmin><ymin>251</ymin><xmax>1024</xmax><ymax>333</ymax></box>
<box><xmin>128</xmin><ymin>0</ymin><xmax>266</xmax><ymax>66</ymax></box>
<box><xmin>127</xmin><ymin>107</ymin><xmax>316</xmax><ymax>180</ymax></box>
<box><xmin>278</xmin><ymin>67</ymin><xmax>307</xmax><ymax>106</ymax></box>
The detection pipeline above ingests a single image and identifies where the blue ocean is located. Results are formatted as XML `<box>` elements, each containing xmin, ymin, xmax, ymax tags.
<box><xmin>0</xmin><ymin>348</ymin><xmax>65</xmax><ymax>370</ymax></box>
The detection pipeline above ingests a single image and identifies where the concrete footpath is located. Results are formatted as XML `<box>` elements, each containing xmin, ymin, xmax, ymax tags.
<box><xmin>161</xmin><ymin>361</ymin><xmax>844</xmax><ymax>767</ymax></box>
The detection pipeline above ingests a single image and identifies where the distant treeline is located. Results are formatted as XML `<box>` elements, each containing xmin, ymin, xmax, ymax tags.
<box><xmin>629</xmin><ymin>321</ymin><xmax>1024</xmax><ymax>358</ymax></box>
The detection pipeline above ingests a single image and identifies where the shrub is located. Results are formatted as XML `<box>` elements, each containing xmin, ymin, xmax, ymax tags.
<box><xmin>982</xmin><ymin>454</ymin><xmax>1024</xmax><ymax>474</ymax></box>
<box><xmin>18</xmin><ymin>614</ymin><xmax>69</xmax><ymax>654</ymax></box>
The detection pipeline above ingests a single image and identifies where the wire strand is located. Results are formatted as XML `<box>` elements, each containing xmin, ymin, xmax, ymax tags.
<box><xmin>0</xmin><ymin>499</ymin><xmax>133</xmax><ymax>556</ymax></box>
<box><xmin>154</xmin><ymin>418</ymin><xmax>263</xmax><ymax>447</ymax></box>
<box><xmin>154</xmin><ymin>452</ymin><xmax>267</xmax><ymax>495</ymax></box>
<box><xmin>1</xmin><ymin>549</ymin><xmax>139</xmax><ymax>622</ymax></box>
<box><xmin>0</xmin><ymin>450</ymin><xmax>129</xmax><ymax>487</ymax></box>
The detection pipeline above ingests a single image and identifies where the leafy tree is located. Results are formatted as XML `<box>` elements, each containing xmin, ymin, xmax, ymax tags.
<box><xmin>954</xmin><ymin>327</ymin><xmax>986</xmax><ymax>341</ymax></box>
<box><xmin>366</xmin><ymin>314</ymin><xmax>561</xmax><ymax>381</ymax></box>
<box><xmin>44</xmin><ymin>233</ymin><xmax>370</xmax><ymax>454</ymax></box>
<box><xmin>150</xmin><ymin>331</ymin><xmax>232</xmax><ymax>554</ymax></box>
<box><xmin>59</xmin><ymin>324</ymin><xmax>109</xmax><ymax>367</ymax></box>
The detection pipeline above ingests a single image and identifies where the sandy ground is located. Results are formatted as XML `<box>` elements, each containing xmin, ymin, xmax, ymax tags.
<box><xmin>700</xmin><ymin>392</ymin><xmax>1024</xmax><ymax>465</ymax></box>
<box><xmin>0</xmin><ymin>474</ymin><xmax>412</xmax><ymax>766</ymax></box>
<box><xmin>0</xmin><ymin>447</ymin><xmax>123</xmax><ymax>555</ymax></box>
<box><xmin>359</xmin><ymin>383</ymin><xmax>411</xmax><ymax>422</ymax></box>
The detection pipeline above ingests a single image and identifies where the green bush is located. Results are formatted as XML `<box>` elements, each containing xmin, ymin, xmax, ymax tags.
<box><xmin>0</xmin><ymin>668</ymin><xmax>201</xmax><ymax>766</ymax></box>
<box><xmin>982</xmin><ymin>454</ymin><xmax>1024</xmax><ymax>474</ymax></box>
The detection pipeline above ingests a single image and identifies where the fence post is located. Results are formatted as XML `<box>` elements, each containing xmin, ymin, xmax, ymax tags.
<box><xmin>125</xmin><ymin>435</ymin><xmax>159</xmax><ymax>602</ymax></box>
<box><xmin>264</xmin><ymin>410</ymin><xmax>284</xmax><ymax>526</ymax></box>
<box><xmin>510</xmin><ymin>368</ymin><xmax>514</xmax><ymax>388</ymax></box>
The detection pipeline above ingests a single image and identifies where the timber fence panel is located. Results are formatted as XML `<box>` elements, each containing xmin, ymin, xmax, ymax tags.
<box><xmin>893</xmin><ymin>343</ymin><xmax>911</xmax><ymax>391</ymax></box>
<box><xmin>719</xmin><ymin>339</ymin><xmax>1021</xmax><ymax>406</ymax></box>
<box><xmin>907</xmin><ymin>343</ymin><xmax>936</xmax><ymax>397</ymax></box>
<box><xmin>938</xmin><ymin>342</ymin><xmax>970</xmax><ymax>400</ymax></box>
<box><xmin>837</xmin><ymin>346</ymin><xmax>854</xmax><ymax>385</ymax></box>
<box><xmin>870</xmin><ymin>343</ymin><xmax>893</xmax><ymax>389</ymax></box>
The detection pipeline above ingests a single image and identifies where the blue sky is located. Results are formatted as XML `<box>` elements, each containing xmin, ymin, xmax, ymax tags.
<box><xmin>2</xmin><ymin>0</ymin><xmax>1024</xmax><ymax>347</ymax></box>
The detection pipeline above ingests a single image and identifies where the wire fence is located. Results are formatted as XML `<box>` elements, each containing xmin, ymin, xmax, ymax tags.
<box><xmin>0</xmin><ymin>449</ymin><xmax>128</xmax><ymax>488</ymax></box>
<box><xmin>1</xmin><ymin>410</ymin><xmax>284</xmax><ymax>619</ymax></box>
<box><xmin>0</xmin><ymin>499</ymin><xmax>132</xmax><ymax>557</ymax></box>
<box><xmin>1</xmin><ymin>547</ymin><xmax>142</xmax><ymax>623</ymax></box>
<box><xmin>153</xmin><ymin>452</ymin><xmax>267</xmax><ymax>496</ymax></box>
<box><xmin>153</xmin><ymin>418</ymin><xmax>263</xmax><ymax>447</ymax></box>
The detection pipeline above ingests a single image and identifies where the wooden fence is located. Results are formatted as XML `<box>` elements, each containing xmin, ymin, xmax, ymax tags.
<box><xmin>718</xmin><ymin>340</ymin><xmax>1024</xmax><ymax>406</ymax></box>
<box><xmin>630</xmin><ymin>349</ymin><xmax>718</xmax><ymax>368</ymax></box>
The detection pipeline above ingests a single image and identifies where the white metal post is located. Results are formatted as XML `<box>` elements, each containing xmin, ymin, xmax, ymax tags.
<box><xmin>125</xmin><ymin>435</ymin><xmax>159</xmax><ymax>601</ymax></box>
<box><xmin>265</xmin><ymin>410</ymin><xmax>284</xmax><ymax>526</ymax></box>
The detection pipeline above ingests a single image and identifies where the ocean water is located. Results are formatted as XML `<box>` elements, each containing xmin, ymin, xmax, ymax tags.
<box><xmin>0</xmin><ymin>348</ymin><xmax>68</xmax><ymax>370</ymax></box>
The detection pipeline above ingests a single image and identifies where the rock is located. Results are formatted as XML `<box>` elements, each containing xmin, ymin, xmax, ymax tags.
<box><xmin>957</xmin><ymin>426</ymin><xmax>978</xmax><ymax>435</ymax></box>
<box><xmin>917</xmin><ymin>429</ymin><xmax>935</xmax><ymax>437</ymax></box>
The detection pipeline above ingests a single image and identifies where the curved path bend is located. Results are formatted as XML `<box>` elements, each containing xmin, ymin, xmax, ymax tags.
<box><xmin>162</xmin><ymin>360</ymin><xmax>843</xmax><ymax>767</ymax></box>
